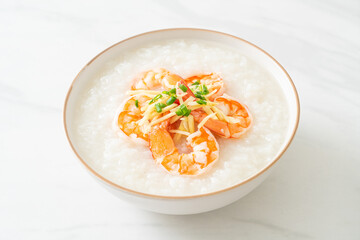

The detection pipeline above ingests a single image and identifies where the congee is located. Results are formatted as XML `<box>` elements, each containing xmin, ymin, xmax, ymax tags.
<box><xmin>72</xmin><ymin>39</ymin><xmax>289</xmax><ymax>196</ymax></box>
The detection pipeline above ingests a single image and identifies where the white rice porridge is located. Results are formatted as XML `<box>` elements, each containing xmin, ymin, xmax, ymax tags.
<box><xmin>72</xmin><ymin>39</ymin><xmax>289</xmax><ymax>196</ymax></box>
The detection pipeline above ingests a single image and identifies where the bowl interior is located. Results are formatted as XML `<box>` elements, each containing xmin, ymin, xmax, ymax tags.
<box><xmin>64</xmin><ymin>29</ymin><xmax>299</xmax><ymax>197</ymax></box>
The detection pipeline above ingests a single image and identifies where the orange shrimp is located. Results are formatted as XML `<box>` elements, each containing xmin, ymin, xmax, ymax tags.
<box><xmin>132</xmin><ymin>68</ymin><xmax>183</xmax><ymax>90</ymax></box>
<box><xmin>149</xmin><ymin>122</ymin><xmax>219</xmax><ymax>176</ymax></box>
<box><xmin>117</xmin><ymin>96</ymin><xmax>151</xmax><ymax>142</ymax></box>
<box><xmin>191</xmin><ymin>94</ymin><xmax>252</xmax><ymax>138</ymax></box>
<box><xmin>118</xmin><ymin>68</ymin><xmax>183</xmax><ymax>142</ymax></box>
<box><xmin>185</xmin><ymin>73</ymin><xmax>225</xmax><ymax>100</ymax></box>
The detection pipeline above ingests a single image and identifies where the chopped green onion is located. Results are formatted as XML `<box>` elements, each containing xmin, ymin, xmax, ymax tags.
<box><xmin>149</xmin><ymin>94</ymin><xmax>162</xmax><ymax>104</ymax></box>
<box><xmin>200</xmin><ymin>84</ymin><xmax>209</xmax><ymax>95</ymax></box>
<box><xmin>179</xmin><ymin>104</ymin><xmax>187</xmax><ymax>111</ymax></box>
<box><xmin>179</xmin><ymin>84</ymin><xmax>187</xmax><ymax>92</ymax></box>
<box><xmin>195</xmin><ymin>92</ymin><xmax>206</xmax><ymax>100</ymax></box>
<box><xmin>203</xmin><ymin>85</ymin><xmax>209</xmax><ymax>95</ymax></box>
<box><xmin>155</xmin><ymin>103</ymin><xmax>167</xmax><ymax>113</ymax></box>
<box><xmin>135</xmin><ymin>99</ymin><xmax>139</xmax><ymax>108</ymax></box>
<box><xmin>155</xmin><ymin>103</ymin><xmax>163</xmax><ymax>113</ymax></box>
<box><xmin>162</xmin><ymin>91</ymin><xmax>170</xmax><ymax>95</ymax></box>
<box><xmin>155</xmin><ymin>94</ymin><xmax>163</xmax><ymax>100</ymax></box>
<box><xmin>166</xmin><ymin>96</ymin><xmax>177</xmax><ymax>105</ymax></box>
<box><xmin>191</xmin><ymin>80</ymin><xmax>200</xmax><ymax>85</ymax></box>
<box><xmin>196</xmin><ymin>100</ymin><xmax>207</xmax><ymax>105</ymax></box>
<box><xmin>175</xmin><ymin>109</ymin><xmax>183</xmax><ymax>116</ymax></box>
<box><xmin>175</xmin><ymin>104</ymin><xmax>191</xmax><ymax>116</ymax></box>
<box><xmin>184</xmin><ymin>109</ymin><xmax>191</xmax><ymax>116</ymax></box>
<box><xmin>169</xmin><ymin>88</ymin><xmax>176</xmax><ymax>94</ymax></box>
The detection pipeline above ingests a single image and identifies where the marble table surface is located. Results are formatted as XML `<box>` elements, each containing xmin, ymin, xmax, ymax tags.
<box><xmin>1</xmin><ymin>0</ymin><xmax>359</xmax><ymax>239</ymax></box>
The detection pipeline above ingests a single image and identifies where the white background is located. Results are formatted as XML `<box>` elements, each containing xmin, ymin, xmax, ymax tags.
<box><xmin>1</xmin><ymin>0</ymin><xmax>359</xmax><ymax>239</ymax></box>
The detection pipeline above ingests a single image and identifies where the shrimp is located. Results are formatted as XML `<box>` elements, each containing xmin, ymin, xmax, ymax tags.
<box><xmin>132</xmin><ymin>68</ymin><xmax>183</xmax><ymax>90</ymax></box>
<box><xmin>117</xmin><ymin>96</ymin><xmax>151</xmax><ymax>142</ymax></box>
<box><xmin>149</xmin><ymin>121</ymin><xmax>219</xmax><ymax>176</ymax></box>
<box><xmin>191</xmin><ymin>94</ymin><xmax>252</xmax><ymax>138</ymax></box>
<box><xmin>117</xmin><ymin>68</ymin><xmax>183</xmax><ymax>142</ymax></box>
<box><xmin>185</xmin><ymin>73</ymin><xmax>225</xmax><ymax>100</ymax></box>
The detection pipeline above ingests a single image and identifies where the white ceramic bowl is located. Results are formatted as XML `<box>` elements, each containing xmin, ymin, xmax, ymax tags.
<box><xmin>64</xmin><ymin>28</ymin><xmax>300</xmax><ymax>215</ymax></box>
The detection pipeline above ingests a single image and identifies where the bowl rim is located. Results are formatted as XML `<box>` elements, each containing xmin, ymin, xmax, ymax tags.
<box><xmin>63</xmin><ymin>28</ymin><xmax>300</xmax><ymax>199</ymax></box>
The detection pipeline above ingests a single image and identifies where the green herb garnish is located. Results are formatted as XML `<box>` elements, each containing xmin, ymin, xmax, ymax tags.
<box><xmin>169</xmin><ymin>88</ymin><xmax>176</xmax><ymax>94</ymax></box>
<box><xmin>155</xmin><ymin>103</ymin><xmax>162</xmax><ymax>113</ymax></box>
<box><xmin>179</xmin><ymin>84</ymin><xmax>187</xmax><ymax>92</ymax></box>
<box><xmin>195</xmin><ymin>92</ymin><xmax>206</xmax><ymax>100</ymax></box>
<box><xmin>175</xmin><ymin>104</ymin><xmax>191</xmax><ymax>116</ymax></box>
<box><xmin>149</xmin><ymin>94</ymin><xmax>162</xmax><ymax>104</ymax></box>
<box><xmin>191</xmin><ymin>80</ymin><xmax>200</xmax><ymax>85</ymax></box>
<box><xmin>162</xmin><ymin>91</ymin><xmax>170</xmax><ymax>95</ymax></box>
<box><xmin>166</xmin><ymin>96</ymin><xmax>177</xmax><ymax>105</ymax></box>
<box><xmin>155</xmin><ymin>103</ymin><xmax>166</xmax><ymax>113</ymax></box>
<box><xmin>196</xmin><ymin>100</ymin><xmax>207</xmax><ymax>105</ymax></box>
<box><xmin>135</xmin><ymin>99</ymin><xmax>139</xmax><ymax>108</ymax></box>
<box><xmin>175</xmin><ymin>109</ymin><xmax>182</xmax><ymax>116</ymax></box>
<box><xmin>183</xmin><ymin>109</ymin><xmax>191</xmax><ymax>116</ymax></box>
<box><xmin>200</xmin><ymin>84</ymin><xmax>209</xmax><ymax>95</ymax></box>
<box><xmin>154</xmin><ymin>103</ymin><xmax>162</xmax><ymax>113</ymax></box>
<box><xmin>193</xmin><ymin>84</ymin><xmax>209</xmax><ymax>100</ymax></box>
